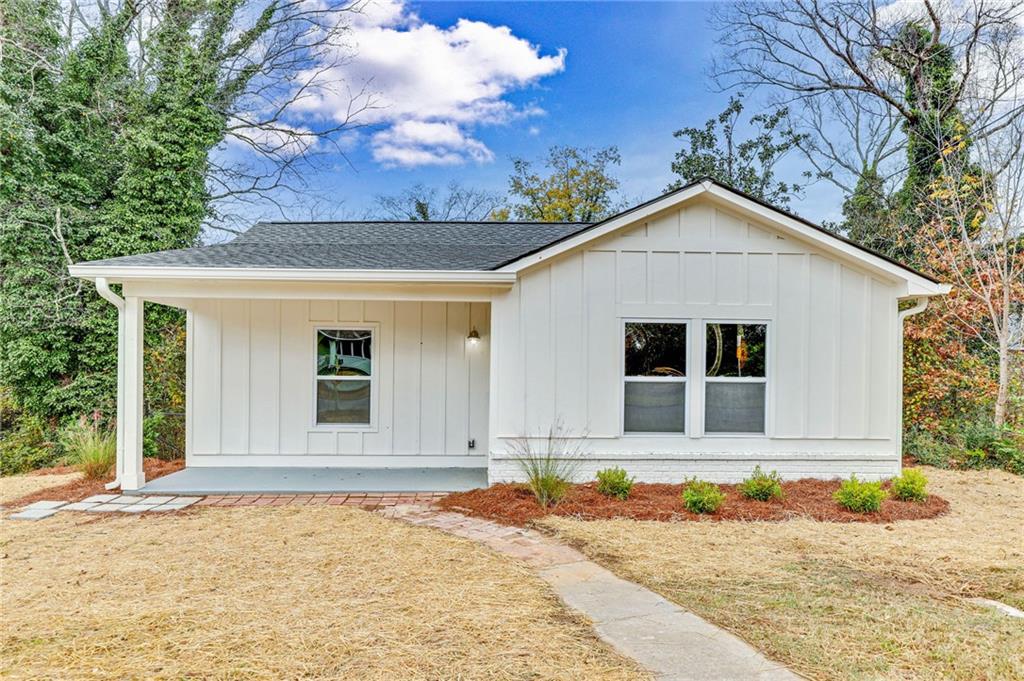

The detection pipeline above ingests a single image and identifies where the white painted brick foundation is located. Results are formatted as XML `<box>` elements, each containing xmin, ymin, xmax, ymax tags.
<box><xmin>488</xmin><ymin>453</ymin><xmax>901</xmax><ymax>485</ymax></box>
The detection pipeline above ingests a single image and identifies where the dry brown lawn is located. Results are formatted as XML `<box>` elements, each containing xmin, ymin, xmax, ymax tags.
<box><xmin>540</xmin><ymin>467</ymin><xmax>1024</xmax><ymax>681</ymax></box>
<box><xmin>1</xmin><ymin>507</ymin><xmax>645</xmax><ymax>681</ymax></box>
<box><xmin>0</xmin><ymin>472</ymin><xmax>83</xmax><ymax>507</ymax></box>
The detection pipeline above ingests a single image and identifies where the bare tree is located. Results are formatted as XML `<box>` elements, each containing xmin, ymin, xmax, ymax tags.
<box><xmin>371</xmin><ymin>182</ymin><xmax>504</xmax><ymax>222</ymax></box>
<box><xmin>785</xmin><ymin>90</ymin><xmax>903</xmax><ymax>196</ymax></box>
<box><xmin>712</xmin><ymin>0</ymin><xmax>1024</xmax><ymax>191</ymax></box>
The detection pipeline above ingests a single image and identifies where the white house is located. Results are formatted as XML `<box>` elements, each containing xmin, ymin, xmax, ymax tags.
<box><xmin>70</xmin><ymin>179</ymin><xmax>950</xmax><ymax>492</ymax></box>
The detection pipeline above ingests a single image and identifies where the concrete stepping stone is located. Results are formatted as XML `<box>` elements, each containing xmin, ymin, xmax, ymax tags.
<box><xmin>86</xmin><ymin>503</ymin><xmax>124</xmax><ymax>512</ymax></box>
<box><xmin>82</xmin><ymin>494</ymin><xmax>119</xmax><ymax>503</ymax></box>
<box><xmin>969</xmin><ymin>597</ymin><xmax>1024</xmax><ymax>619</ymax></box>
<box><xmin>108</xmin><ymin>496</ymin><xmax>137</xmax><ymax>504</ymax></box>
<box><xmin>62</xmin><ymin>501</ymin><xmax>100</xmax><ymax>511</ymax></box>
<box><xmin>9</xmin><ymin>508</ymin><xmax>61</xmax><ymax>520</ymax></box>
<box><xmin>24</xmin><ymin>501</ymin><xmax>67</xmax><ymax>510</ymax></box>
<box><xmin>118</xmin><ymin>504</ymin><xmax>151</xmax><ymax>513</ymax></box>
<box><xmin>136</xmin><ymin>496</ymin><xmax>177</xmax><ymax>505</ymax></box>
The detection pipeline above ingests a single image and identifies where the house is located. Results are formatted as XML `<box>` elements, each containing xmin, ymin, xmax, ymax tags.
<box><xmin>69</xmin><ymin>179</ymin><xmax>950</xmax><ymax>492</ymax></box>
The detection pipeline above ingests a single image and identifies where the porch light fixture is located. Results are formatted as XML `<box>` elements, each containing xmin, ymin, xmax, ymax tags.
<box><xmin>467</xmin><ymin>328</ymin><xmax>481</xmax><ymax>345</ymax></box>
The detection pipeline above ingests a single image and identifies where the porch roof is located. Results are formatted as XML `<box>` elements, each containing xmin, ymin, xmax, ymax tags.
<box><xmin>71</xmin><ymin>220</ymin><xmax>592</xmax><ymax>272</ymax></box>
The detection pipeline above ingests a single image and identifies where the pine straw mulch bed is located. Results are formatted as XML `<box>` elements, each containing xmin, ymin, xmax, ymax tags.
<box><xmin>0</xmin><ymin>506</ymin><xmax>643</xmax><ymax>681</ymax></box>
<box><xmin>3</xmin><ymin>458</ymin><xmax>183</xmax><ymax>508</ymax></box>
<box><xmin>438</xmin><ymin>478</ymin><xmax>949</xmax><ymax>525</ymax></box>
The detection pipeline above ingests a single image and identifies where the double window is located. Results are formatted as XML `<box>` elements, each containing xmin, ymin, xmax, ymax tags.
<box><xmin>623</xmin><ymin>321</ymin><xmax>767</xmax><ymax>435</ymax></box>
<box><xmin>316</xmin><ymin>328</ymin><xmax>373</xmax><ymax>426</ymax></box>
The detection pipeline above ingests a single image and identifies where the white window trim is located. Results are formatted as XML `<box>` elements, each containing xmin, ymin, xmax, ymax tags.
<box><xmin>701</xmin><ymin>320</ymin><xmax>770</xmax><ymax>438</ymax></box>
<box><xmin>312</xmin><ymin>323</ymin><xmax>379</xmax><ymax>431</ymax></box>
<box><xmin>620</xmin><ymin>319</ymin><xmax>690</xmax><ymax>437</ymax></box>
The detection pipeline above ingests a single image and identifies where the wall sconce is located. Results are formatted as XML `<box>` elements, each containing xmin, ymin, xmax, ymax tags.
<box><xmin>467</xmin><ymin>328</ymin><xmax>481</xmax><ymax>346</ymax></box>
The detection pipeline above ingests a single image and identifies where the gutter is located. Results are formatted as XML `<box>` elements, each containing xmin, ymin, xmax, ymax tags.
<box><xmin>69</xmin><ymin>265</ymin><xmax>517</xmax><ymax>286</ymax></box>
<box><xmin>94</xmin><ymin>278</ymin><xmax>125</xmax><ymax>491</ymax></box>
<box><xmin>95</xmin><ymin>276</ymin><xmax>124</xmax><ymax>312</ymax></box>
<box><xmin>898</xmin><ymin>296</ymin><xmax>929</xmax><ymax>322</ymax></box>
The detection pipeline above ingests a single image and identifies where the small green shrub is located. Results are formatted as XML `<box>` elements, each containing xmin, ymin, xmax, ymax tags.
<box><xmin>681</xmin><ymin>478</ymin><xmax>725</xmax><ymax>514</ymax></box>
<box><xmin>739</xmin><ymin>466</ymin><xmax>784</xmax><ymax>501</ymax></box>
<box><xmin>891</xmin><ymin>468</ymin><xmax>928</xmax><ymax>502</ymax></box>
<box><xmin>833</xmin><ymin>475</ymin><xmax>887</xmax><ymax>513</ymax></box>
<box><xmin>61</xmin><ymin>418</ymin><xmax>116</xmax><ymax>480</ymax></box>
<box><xmin>596</xmin><ymin>467</ymin><xmax>634</xmax><ymax>499</ymax></box>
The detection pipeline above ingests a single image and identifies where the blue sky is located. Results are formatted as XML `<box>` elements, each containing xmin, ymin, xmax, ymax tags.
<box><xmin>234</xmin><ymin>1</ymin><xmax>844</xmax><ymax>225</ymax></box>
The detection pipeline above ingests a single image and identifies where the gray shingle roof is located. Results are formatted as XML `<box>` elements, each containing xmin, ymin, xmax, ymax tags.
<box><xmin>75</xmin><ymin>221</ymin><xmax>593</xmax><ymax>271</ymax></box>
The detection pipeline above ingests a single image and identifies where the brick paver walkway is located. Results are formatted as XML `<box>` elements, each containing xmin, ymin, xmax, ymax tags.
<box><xmin>378</xmin><ymin>504</ymin><xmax>587</xmax><ymax>567</ymax></box>
<box><xmin>194</xmin><ymin>492</ymin><xmax>447</xmax><ymax>508</ymax></box>
<box><xmin>7</xmin><ymin>492</ymin><xmax>448</xmax><ymax>520</ymax></box>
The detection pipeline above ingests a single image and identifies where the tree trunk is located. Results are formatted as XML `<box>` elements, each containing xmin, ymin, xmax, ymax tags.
<box><xmin>994</xmin><ymin>335</ymin><xmax>1009</xmax><ymax>430</ymax></box>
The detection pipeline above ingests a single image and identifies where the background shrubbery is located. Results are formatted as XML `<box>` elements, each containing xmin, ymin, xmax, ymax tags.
<box><xmin>904</xmin><ymin>421</ymin><xmax>1024</xmax><ymax>475</ymax></box>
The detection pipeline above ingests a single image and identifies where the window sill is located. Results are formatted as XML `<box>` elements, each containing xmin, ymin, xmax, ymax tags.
<box><xmin>312</xmin><ymin>424</ymin><xmax>378</xmax><ymax>433</ymax></box>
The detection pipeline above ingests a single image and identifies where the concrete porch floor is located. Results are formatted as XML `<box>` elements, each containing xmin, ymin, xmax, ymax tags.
<box><xmin>132</xmin><ymin>467</ymin><xmax>489</xmax><ymax>496</ymax></box>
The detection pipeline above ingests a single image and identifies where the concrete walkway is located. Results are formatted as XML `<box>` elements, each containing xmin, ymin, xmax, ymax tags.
<box><xmin>381</xmin><ymin>505</ymin><xmax>800</xmax><ymax>681</ymax></box>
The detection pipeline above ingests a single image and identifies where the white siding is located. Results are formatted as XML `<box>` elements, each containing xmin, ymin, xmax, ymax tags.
<box><xmin>490</xmin><ymin>197</ymin><xmax>902</xmax><ymax>482</ymax></box>
<box><xmin>186</xmin><ymin>299</ymin><xmax>488</xmax><ymax>465</ymax></box>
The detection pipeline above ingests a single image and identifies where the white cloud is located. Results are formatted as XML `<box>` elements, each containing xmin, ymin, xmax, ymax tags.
<box><xmin>296</xmin><ymin>0</ymin><xmax>566</xmax><ymax>167</ymax></box>
<box><xmin>371</xmin><ymin>120</ymin><xmax>494</xmax><ymax>166</ymax></box>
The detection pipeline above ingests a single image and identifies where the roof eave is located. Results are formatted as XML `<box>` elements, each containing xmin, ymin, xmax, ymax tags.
<box><xmin>68</xmin><ymin>265</ymin><xmax>517</xmax><ymax>287</ymax></box>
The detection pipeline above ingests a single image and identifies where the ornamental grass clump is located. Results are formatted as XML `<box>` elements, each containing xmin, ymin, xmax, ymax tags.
<box><xmin>596</xmin><ymin>467</ymin><xmax>634</xmax><ymax>500</ymax></box>
<box><xmin>61</xmin><ymin>416</ymin><xmax>116</xmax><ymax>480</ymax></box>
<box><xmin>510</xmin><ymin>420</ymin><xmax>583</xmax><ymax>508</ymax></box>
<box><xmin>681</xmin><ymin>478</ymin><xmax>725</xmax><ymax>514</ymax></box>
<box><xmin>891</xmin><ymin>468</ymin><xmax>929</xmax><ymax>502</ymax></box>
<box><xmin>738</xmin><ymin>465</ymin><xmax>784</xmax><ymax>501</ymax></box>
<box><xmin>834</xmin><ymin>475</ymin><xmax>887</xmax><ymax>513</ymax></box>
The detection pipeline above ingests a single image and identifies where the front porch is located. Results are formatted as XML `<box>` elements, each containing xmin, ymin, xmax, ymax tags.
<box><xmin>132</xmin><ymin>466</ymin><xmax>488</xmax><ymax>495</ymax></box>
<box><xmin>95</xmin><ymin>277</ymin><xmax>498</xmax><ymax>492</ymax></box>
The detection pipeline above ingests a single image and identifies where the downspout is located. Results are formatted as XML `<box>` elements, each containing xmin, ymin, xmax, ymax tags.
<box><xmin>896</xmin><ymin>297</ymin><xmax>930</xmax><ymax>472</ymax></box>
<box><xmin>95</xmin><ymin>278</ymin><xmax>126</xmax><ymax>491</ymax></box>
<box><xmin>95</xmin><ymin>277</ymin><xmax>124</xmax><ymax>312</ymax></box>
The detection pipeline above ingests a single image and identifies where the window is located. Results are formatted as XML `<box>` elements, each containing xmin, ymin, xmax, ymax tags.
<box><xmin>316</xmin><ymin>329</ymin><xmax>372</xmax><ymax>425</ymax></box>
<box><xmin>704</xmin><ymin>323</ymin><xmax>767</xmax><ymax>434</ymax></box>
<box><xmin>623</xmin><ymin>322</ymin><xmax>687</xmax><ymax>433</ymax></box>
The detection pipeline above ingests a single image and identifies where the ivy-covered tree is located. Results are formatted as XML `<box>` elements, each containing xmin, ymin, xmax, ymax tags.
<box><xmin>0</xmin><ymin>0</ymin><xmax>364</xmax><ymax>469</ymax></box>
<box><xmin>667</xmin><ymin>95</ymin><xmax>807</xmax><ymax>207</ymax></box>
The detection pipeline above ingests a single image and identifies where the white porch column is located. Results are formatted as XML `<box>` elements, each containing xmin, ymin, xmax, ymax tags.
<box><xmin>120</xmin><ymin>296</ymin><xmax>146</xmax><ymax>490</ymax></box>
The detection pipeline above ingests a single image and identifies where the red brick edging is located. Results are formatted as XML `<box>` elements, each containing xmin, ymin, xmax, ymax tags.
<box><xmin>195</xmin><ymin>493</ymin><xmax>448</xmax><ymax>508</ymax></box>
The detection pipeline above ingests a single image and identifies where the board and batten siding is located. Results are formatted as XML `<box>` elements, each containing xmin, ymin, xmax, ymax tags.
<box><xmin>186</xmin><ymin>299</ymin><xmax>489</xmax><ymax>466</ymax></box>
<box><xmin>489</xmin><ymin>198</ymin><xmax>902</xmax><ymax>483</ymax></box>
